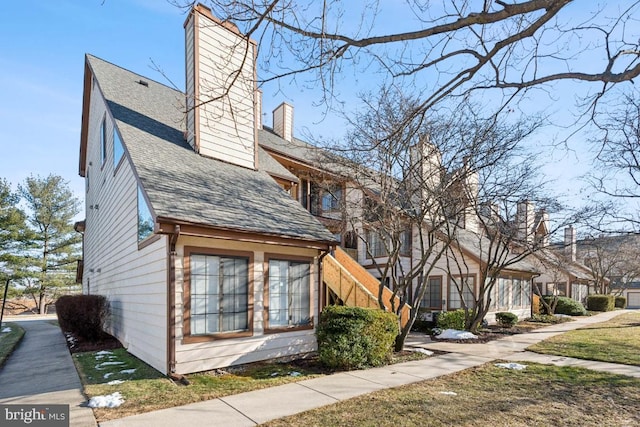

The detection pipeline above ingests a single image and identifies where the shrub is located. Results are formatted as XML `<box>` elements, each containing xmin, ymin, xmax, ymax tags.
<box><xmin>586</xmin><ymin>294</ymin><xmax>615</xmax><ymax>312</ymax></box>
<box><xmin>615</xmin><ymin>296</ymin><xmax>627</xmax><ymax>309</ymax></box>
<box><xmin>542</xmin><ymin>296</ymin><xmax>586</xmax><ymax>316</ymax></box>
<box><xmin>316</xmin><ymin>306</ymin><xmax>398</xmax><ymax>370</ymax></box>
<box><xmin>436</xmin><ymin>309</ymin><xmax>465</xmax><ymax>330</ymax></box>
<box><xmin>55</xmin><ymin>295</ymin><xmax>109</xmax><ymax>342</ymax></box>
<box><xmin>527</xmin><ymin>314</ymin><xmax>564</xmax><ymax>324</ymax></box>
<box><xmin>495</xmin><ymin>312</ymin><xmax>518</xmax><ymax>328</ymax></box>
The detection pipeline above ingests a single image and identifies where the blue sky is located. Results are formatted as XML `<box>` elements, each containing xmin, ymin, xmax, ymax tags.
<box><xmin>0</xmin><ymin>0</ymin><xmax>628</xmax><ymax>224</ymax></box>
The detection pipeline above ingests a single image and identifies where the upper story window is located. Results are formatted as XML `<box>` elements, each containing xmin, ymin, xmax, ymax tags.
<box><xmin>321</xmin><ymin>185</ymin><xmax>342</xmax><ymax>212</ymax></box>
<box><xmin>137</xmin><ymin>186</ymin><xmax>154</xmax><ymax>242</ymax></box>
<box><xmin>100</xmin><ymin>116</ymin><xmax>107</xmax><ymax>166</ymax></box>
<box><xmin>399</xmin><ymin>230</ymin><xmax>412</xmax><ymax>257</ymax></box>
<box><xmin>113</xmin><ymin>127</ymin><xmax>124</xmax><ymax>169</ymax></box>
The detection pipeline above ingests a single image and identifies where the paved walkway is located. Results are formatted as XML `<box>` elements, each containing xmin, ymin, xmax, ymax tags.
<box><xmin>0</xmin><ymin>316</ymin><xmax>97</xmax><ymax>427</ymax></box>
<box><xmin>1</xmin><ymin>310</ymin><xmax>638</xmax><ymax>427</ymax></box>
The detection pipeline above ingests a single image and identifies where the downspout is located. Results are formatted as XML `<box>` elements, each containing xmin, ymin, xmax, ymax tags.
<box><xmin>167</xmin><ymin>225</ymin><xmax>180</xmax><ymax>375</ymax></box>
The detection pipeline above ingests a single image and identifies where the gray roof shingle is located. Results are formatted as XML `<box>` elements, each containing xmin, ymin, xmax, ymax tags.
<box><xmin>87</xmin><ymin>54</ymin><xmax>335</xmax><ymax>244</ymax></box>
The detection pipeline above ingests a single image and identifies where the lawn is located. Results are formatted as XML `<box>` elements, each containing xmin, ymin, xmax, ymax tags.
<box><xmin>0</xmin><ymin>322</ymin><xmax>25</xmax><ymax>367</ymax></box>
<box><xmin>263</xmin><ymin>362</ymin><xmax>640</xmax><ymax>427</ymax></box>
<box><xmin>528</xmin><ymin>311</ymin><xmax>640</xmax><ymax>365</ymax></box>
<box><xmin>73</xmin><ymin>347</ymin><xmax>430</xmax><ymax>422</ymax></box>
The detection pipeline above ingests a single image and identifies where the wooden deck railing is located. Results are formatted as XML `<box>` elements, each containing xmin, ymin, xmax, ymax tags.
<box><xmin>322</xmin><ymin>247</ymin><xmax>410</xmax><ymax>328</ymax></box>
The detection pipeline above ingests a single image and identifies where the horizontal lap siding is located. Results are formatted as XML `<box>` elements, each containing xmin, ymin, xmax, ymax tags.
<box><xmin>174</xmin><ymin>236</ymin><xmax>320</xmax><ymax>374</ymax></box>
<box><xmin>83</xmin><ymin>86</ymin><xmax>168</xmax><ymax>373</ymax></box>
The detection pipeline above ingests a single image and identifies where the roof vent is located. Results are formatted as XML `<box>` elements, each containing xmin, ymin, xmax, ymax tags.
<box><xmin>137</xmin><ymin>79</ymin><xmax>149</xmax><ymax>87</ymax></box>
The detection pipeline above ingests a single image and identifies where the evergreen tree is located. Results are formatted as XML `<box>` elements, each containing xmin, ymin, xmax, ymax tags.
<box><xmin>18</xmin><ymin>174</ymin><xmax>81</xmax><ymax>314</ymax></box>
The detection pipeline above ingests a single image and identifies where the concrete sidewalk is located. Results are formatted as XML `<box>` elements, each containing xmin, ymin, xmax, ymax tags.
<box><xmin>0</xmin><ymin>316</ymin><xmax>97</xmax><ymax>427</ymax></box>
<box><xmin>100</xmin><ymin>309</ymin><xmax>638</xmax><ymax>427</ymax></box>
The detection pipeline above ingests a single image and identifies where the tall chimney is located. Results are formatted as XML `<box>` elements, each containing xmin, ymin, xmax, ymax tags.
<box><xmin>184</xmin><ymin>4</ymin><xmax>258</xmax><ymax>169</ymax></box>
<box><xmin>256</xmin><ymin>89</ymin><xmax>263</xmax><ymax>131</ymax></box>
<box><xmin>273</xmin><ymin>102</ymin><xmax>294</xmax><ymax>142</ymax></box>
<box><xmin>516</xmin><ymin>200</ymin><xmax>535</xmax><ymax>242</ymax></box>
<box><xmin>564</xmin><ymin>225</ymin><xmax>576</xmax><ymax>262</ymax></box>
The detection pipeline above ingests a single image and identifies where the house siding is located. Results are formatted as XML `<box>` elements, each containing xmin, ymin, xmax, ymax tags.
<box><xmin>173</xmin><ymin>235</ymin><xmax>321</xmax><ymax>374</ymax></box>
<box><xmin>83</xmin><ymin>83</ymin><xmax>168</xmax><ymax>373</ymax></box>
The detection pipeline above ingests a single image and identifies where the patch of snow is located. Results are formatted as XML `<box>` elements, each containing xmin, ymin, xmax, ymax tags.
<box><xmin>436</xmin><ymin>329</ymin><xmax>478</xmax><ymax>340</ymax></box>
<box><xmin>95</xmin><ymin>351</ymin><xmax>114</xmax><ymax>356</ymax></box>
<box><xmin>107</xmin><ymin>380</ymin><xmax>125</xmax><ymax>386</ymax></box>
<box><xmin>95</xmin><ymin>361</ymin><xmax>125</xmax><ymax>370</ymax></box>
<box><xmin>411</xmin><ymin>348</ymin><xmax>434</xmax><ymax>356</ymax></box>
<box><xmin>495</xmin><ymin>363</ymin><xmax>527</xmax><ymax>370</ymax></box>
<box><xmin>120</xmin><ymin>369</ymin><xmax>136</xmax><ymax>375</ymax></box>
<box><xmin>439</xmin><ymin>391</ymin><xmax>457</xmax><ymax>396</ymax></box>
<box><xmin>289</xmin><ymin>371</ymin><xmax>302</xmax><ymax>377</ymax></box>
<box><xmin>88</xmin><ymin>392</ymin><xmax>125</xmax><ymax>408</ymax></box>
<box><xmin>270</xmin><ymin>372</ymin><xmax>279</xmax><ymax>377</ymax></box>
<box><xmin>104</xmin><ymin>373</ymin><xmax>114</xmax><ymax>379</ymax></box>
<box><xmin>2</xmin><ymin>327</ymin><xmax>11</xmax><ymax>333</ymax></box>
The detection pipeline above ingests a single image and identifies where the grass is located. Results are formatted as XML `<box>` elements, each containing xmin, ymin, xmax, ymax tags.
<box><xmin>263</xmin><ymin>362</ymin><xmax>640</xmax><ymax>427</ymax></box>
<box><xmin>0</xmin><ymin>322</ymin><xmax>25</xmax><ymax>367</ymax></box>
<box><xmin>73</xmin><ymin>347</ymin><xmax>431</xmax><ymax>422</ymax></box>
<box><xmin>528</xmin><ymin>311</ymin><xmax>640</xmax><ymax>365</ymax></box>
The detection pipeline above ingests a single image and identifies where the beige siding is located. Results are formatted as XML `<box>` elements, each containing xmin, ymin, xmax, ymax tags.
<box><xmin>83</xmin><ymin>83</ymin><xmax>168</xmax><ymax>373</ymax></box>
<box><xmin>273</xmin><ymin>102</ymin><xmax>293</xmax><ymax>142</ymax></box>
<box><xmin>189</xmin><ymin>10</ymin><xmax>256</xmax><ymax>169</ymax></box>
<box><xmin>174</xmin><ymin>236</ymin><xmax>321</xmax><ymax>374</ymax></box>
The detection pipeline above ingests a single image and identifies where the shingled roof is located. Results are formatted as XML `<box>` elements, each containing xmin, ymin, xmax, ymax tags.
<box><xmin>86</xmin><ymin>54</ymin><xmax>336</xmax><ymax>244</ymax></box>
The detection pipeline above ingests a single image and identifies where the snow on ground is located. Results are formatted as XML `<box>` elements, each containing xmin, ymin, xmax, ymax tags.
<box><xmin>436</xmin><ymin>329</ymin><xmax>478</xmax><ymax>340</ymax></box>
<box><xmin>88</xmin><ymin>392</ymin><xmax>125</xmax><ymax>408</ymax></box>
<box><xmin>2</xmin><ymin>327</ymin><xmax>11</xmax><ymax>333</ymax></box>
<box><xmin>107</xmin><ymin>380</ymin><xmax>125</xmax><ymax>385</ymax></box>
<box><xmin>95</xmin><ymin>361</ymin><xmax>125</xmax><ymax>370</ymax></box>
<box><xmin>411</xmin><ymin>348</ymin><xmax>434</xmax><ymax>356</ymax></box>
<box><xmin>120</xmin><ymin>369</ymin><xmax>136</xmax><ymax>375</ymax></box>
<box><xmin>495</xmin><ymin>363</ymin><xmax>527</xmax><ymax>370</ymax></box>
<box><xmin>439</xmin><ymin>391</ymin><xmax>458</xmax><ymax>396</ymax></box>
<box><xmin>95</xmin><ymin>350</ymin><xmax>114</xmax><ymax>356</ymax></box>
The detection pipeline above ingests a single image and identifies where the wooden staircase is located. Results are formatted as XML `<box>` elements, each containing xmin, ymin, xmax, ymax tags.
<box><xmin>322</xmin><ymin>247</ymin><xmax>410</xmax><ymax>328</ymax></box>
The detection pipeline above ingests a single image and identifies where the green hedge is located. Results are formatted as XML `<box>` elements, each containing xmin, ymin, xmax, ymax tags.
<box><xmin>436</xmin><ymin>309</ymin><xmax>465</xmax><ymax>330</ymax></box>
<box><xmin>316</xmin><ymin>306</ymin><xmax>398</xmax><ymax>370</ymax></box>
<box><xmin>586</xmin><ymin>295</ymin><xmax>615</xmax><ymax>312</ymax></box>
<box><xmin>615</xmin><ymin>296</ymin><xmax>627</xmax><ymax>309</ymax></box>
<box><xmin>495</xmin><ymin>312</ymin><xmax>518</xmax><ymax>328</ymax></box>
<box><xmin>542</xmin><ymin>296</ymin><xmax>586</xmax><ymax>316</ymax></box>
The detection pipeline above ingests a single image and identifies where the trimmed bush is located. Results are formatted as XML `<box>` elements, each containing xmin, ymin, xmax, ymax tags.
<box><xmin>495</xmin><ymin>312</ymin><xmax>518</xmax><ymax>328</ymax></box>
<box><xmin>316</xmin><ymin>306</ymin><xmax>398</xmax><ymax>370</ymax></box>
<box><xmin>542</xmin><ymin>296</ymin><xmax>586</xmax><ymax>316</ymax></box>
<box><xmin>436</xmin><ymin>309</ymin><xmax>465</xmax><ymax>330</ymax></box>
<box><xmin>55</xmin><ymin>295</ymin><xmax>109</xmax><ymax>342</ymax></box>
<box><xmin>615</xmin><ymin>296</ymin><xmax>627</xmax><ymax>309</ymax></box>
<box><xmin>586</xmin><ymin>294</ymin><xmax>615</xmax><ymax>312</ymax></box>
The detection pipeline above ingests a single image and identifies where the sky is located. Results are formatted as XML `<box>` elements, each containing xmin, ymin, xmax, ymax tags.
<box><xmin>0</xmin><ymin>0</ymin><xmax>632</xmax><ymax>226</ymax></box>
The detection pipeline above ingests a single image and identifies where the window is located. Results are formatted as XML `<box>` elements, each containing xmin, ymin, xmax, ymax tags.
<box><xmin>137</xmin><ymin>186</ymin><xmax>153</xmax><ymax>242</ymax></box>
<box><xmin>189</xmin><ymin>253</ymin><xmax>249</xmax><ymax>335</ymax></box>
<box><xmin>498</xmin><ymin>277</ymin><xmax>510</xmax><ymax>309</ymax></box>
<box><xmin>344</xmin><ymin>231</ymin><xmax>358</xmax><ymax>249</ymax></box>
<box><xmin>449</xmin><ymin>275</ymin><xmax>475</xmax><ymax>309</ymax></box>
<box><xmin>365</xmin><ymin>229</ymin><xmax>387</xmax><ymax>258</ymax></box>
<box><xmin>399</xmin><ymin>230</ymin><xmax>412</xmax><ymax>256</ymax></box>
<box><xmin>100</xmin><ymin>116</ymin><xmax>107</xmax><ymax>166</ymax></box>
<box><xmin>321</xmin><ymin>185</ymin><xmax>342</xmax><ymax>212</ymax></box>
<box><xmin>113</xmin><ymin>127</ymin><xmax>124</xmax><ymax>169</ymax></box>
<box><xmin>512</xmin><ymin>278</ymin><xmax>523</xmax><ymax>307</ymax></box>
<box><xmin>420</xmin><ymin>276</ymin><xmax>442</xmax><ymax>309</ymax></box>
<box><xmin>267</xmin><ymin>258</ymin><xmax>312</xmax><ymax>329</ymax></box>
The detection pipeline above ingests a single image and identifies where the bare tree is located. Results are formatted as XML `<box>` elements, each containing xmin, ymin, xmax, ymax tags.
<box><xmin>579</xmin><ymin>234</ymin><xmax>640</xmax><ymax>294</ymax></box>
<box><xmin>588</xmin><ymin>91</ymin><xmax>640</xmax><ymax>232</ymax></box>
<box><xmin>180</xmin><ymin>0</ymin><xmax>640</xmax><ymax>118</ymax></box>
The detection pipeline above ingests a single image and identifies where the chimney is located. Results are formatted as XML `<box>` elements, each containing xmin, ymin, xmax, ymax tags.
<box><xmin>409</xmin><ymin>135</ymin><xmax>442</xmax><ymax>200</ymax></box>
<box><xmin>184</xmin><ymin>4</ymin><xmax>258</xmax><ymax>170</ymax></box>
<box><xmin>273</xmin><ymin>102</ymin><xmax>294</xmax><ymax>142</ymax></box>
<box><xmin>564</xmin><ymin>225</ymin><xmax>576</xmax><ymax>262</ymax></box>
<box><xmin>516</xmin><ymin>200</ymin><xmax>535</xmax><ymax>242</ymax></box>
